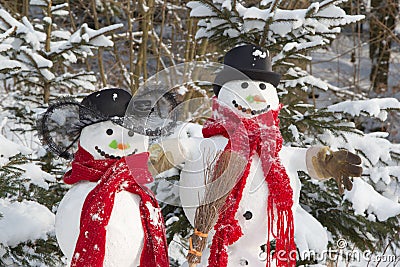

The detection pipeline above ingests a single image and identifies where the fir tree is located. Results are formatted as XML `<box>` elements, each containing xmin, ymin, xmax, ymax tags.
<box><xmin>0</xmin><ymin>1</ymin><xmax>122</xmax><ymax>102</ymax></box>
<box><xmin>0</xmin><ymin>133</ymin><xmax>64</xmax><ymax>266</ymax></box>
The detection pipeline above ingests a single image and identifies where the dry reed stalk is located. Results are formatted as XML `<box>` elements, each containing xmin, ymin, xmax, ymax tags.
<box><xmin>187</xmin><ymin>150</ymin><xmax>246</xmax><ymax>266</ymax></box>
<box><xmin>91</xmin><ymin>0</ymin><xmax>107</xmax><ymax>87</ymax></box>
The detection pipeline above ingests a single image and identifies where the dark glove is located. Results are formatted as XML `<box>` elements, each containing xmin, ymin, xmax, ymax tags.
<box><xmin>312</xmin><ymin>147</ymin><xmax>363</xmax><ymax>194</ymax></box>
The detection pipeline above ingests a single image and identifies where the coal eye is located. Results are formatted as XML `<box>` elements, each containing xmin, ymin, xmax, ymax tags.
<box><xmin>241</xmin><ymin>82</ymin><xmax>248</xmax><ymax>89</ymax></box>
<box><xmin>259</xmin><ymin>83</ymin><xmax>266</xmax><ymax>90</ymax></box>
<box><xmin>106</xmin><ymin>129</ymin><xmax>113</xmax><ymax>135</ymax></box>
<box><xmin>128</xmin><ymin>130</ymin><xmax>135</xmax><ymax>137</ymax></box>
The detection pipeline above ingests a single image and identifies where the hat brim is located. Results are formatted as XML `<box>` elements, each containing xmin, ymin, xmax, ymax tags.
<box><xmin>213</xmin><ymin>68</ymin><xmax>281</xmax><ymax>95</ymax></box>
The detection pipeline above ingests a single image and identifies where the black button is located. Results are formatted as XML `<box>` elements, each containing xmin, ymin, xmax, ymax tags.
<box><xmin>243</xmin><ymin>211</ymin><xmax>252</xmax><ymax>220</ymax></box>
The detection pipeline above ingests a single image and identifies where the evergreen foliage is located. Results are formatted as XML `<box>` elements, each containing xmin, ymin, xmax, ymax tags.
<box><xmin>0</xmin><ymin>2</ymin><xmax>121</xmax><ymax>102</ymax></box>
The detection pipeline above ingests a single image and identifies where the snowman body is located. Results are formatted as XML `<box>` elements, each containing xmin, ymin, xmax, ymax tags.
<box><xmin>180</xmin><ymin>79</ymin><xmax>302</xmax><ymax>266</ymax></box>
<box><xmin>56</xmin><ymin>120</ymin><xmax>149</xmax><ymax>266</ymax></box>
<box><xmin>180</xmin><ymin>141</ymin><xmax>301</xmax><ymax>267</ymax></box>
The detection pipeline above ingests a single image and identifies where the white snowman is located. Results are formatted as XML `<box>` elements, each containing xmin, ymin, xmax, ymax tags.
<box><xmin>39</xmin><ymin>88</ymin><xmax>170</xmax><ymax>267</ymax></box>
<box><xmin>157</xmin><ymin>45</ymin><xmax>363</xmax><ymax>267</ymax></box>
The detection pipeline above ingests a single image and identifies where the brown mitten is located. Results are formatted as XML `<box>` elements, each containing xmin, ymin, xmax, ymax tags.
<box><xmin>312</xmin><ymin>147</ymin><xmax>363</xmax><ymax>194</ymax></box>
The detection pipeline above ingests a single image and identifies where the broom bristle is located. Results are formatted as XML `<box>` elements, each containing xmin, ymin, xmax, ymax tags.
<box><xmin>187</xmin><ymin>150</ymin><xmax>247</xmax><ymax>264</ymax></box>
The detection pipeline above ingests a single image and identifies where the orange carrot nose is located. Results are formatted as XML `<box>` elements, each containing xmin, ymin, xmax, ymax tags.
<box><xmin>253</xmin><ymin>95</ymin><xmax>266</xmax><ymax>103</ymax></box>
<box><xmin>117</xmin><ymin>143</ymin><xmax>130</xmax><ymax>150</ymax></box>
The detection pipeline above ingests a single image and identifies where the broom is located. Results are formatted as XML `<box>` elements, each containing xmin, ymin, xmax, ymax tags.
<box><xmin>187</xmin><ymin>150</ymin><xmax>247</xmax><ymax>267</ymax></box>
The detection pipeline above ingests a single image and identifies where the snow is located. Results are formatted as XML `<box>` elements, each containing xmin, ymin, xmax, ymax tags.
<box><xmin>321</xmin><ymin>130</ymin><xmax>400</xmax><ymax>166</ymax></box>
<box><xmin>367</xmin><ymin>166</ymin><xmax>400</xmax><ymax>185</ymax></box>
<box><xmin>295</xmin><ymin>206</ymin><xmax>328</xmax><ymax>255</ymax></box>
<box><xmin>20</xmin><ymin>162</ymin><xmax>56</xmax><ymax>190</ymax></box>
<box><xmin>0</xmin><ymin>10</ymin><xmax>45</xmax><ymax>50</ymax></box>
<box><xmin>145</xmin><ymin>202</ymin><xmax>162</xmax><ymax>227</ymax></box>
<box><xmin>30</xmin><ymin>0</ymin><xmax>47</xmax><ymax>6</ymax></box>
<box><xmin>282</xmin><ymin>67</ymin><xmax>329</xmax><ymax>91</ymax></box>
<box><xmin>43</xmin><ymin>17</ymin><xmax>52</xmax><ymax>25</ymax></box>
<box><xmin>288</xmin><ymin>124</ymin><xmax>300</xmax><ymax>141</ymax></box>
<box><xmin>252</xmin><ymin>49</ymin><xmax>268</xmax><ymax>58</ymax></box>
<box><xmin>21</xmin><ymin>47</ymin><xmax>53</xmax><ymax>68</ymax></box>
<box><xmin>0</xmin><ymin>133</ymin><xmax>32</xmax><ymax>166</ymax></box>
<box><xmin>40</xmin><ymin>68</ymin><xmax>56</xmax><ymax>81</ymax></box>
<box><xmin>187</xmin><ymin>2</ymin><xmax>212</xmax><ymax>18</ymax></box>
<box><xmin>165</xmin><ymin>216</ymin><xmax>179</xmax><ymax>226</ymax></box>
<box><xmin>0</xmin><ymin>59</ymin><xmax>21</xmax><ymax>71</ymax></box>
<box><xmin>53</xmin><ymin>10</ymin><xmax>69</xmax><ymax>16</ymax></box>
<box><xmin>328</xmin><ymin>98</ymin><xmax>400</xmax><ymax>121</ymax></box>
<box><xmin>0</xmin><ymin>199</ymin><xmax>54</xmax><ymax>247</ymax></box>
<box><xmin>51</xmin><ymin>3</ymin><xmax>69</xmax><ymax>12</ymax></box>
<box><xmin>51</xmin><ymin>23</ymin><xmax>122</xmax><ymax>55</ymax></box>
<box><xmin>344</xmin><ymin>179</ymin><xmax>400</xmax><ymax>221</ymax></box>
<box><xmin>221</xmin><ymin>0</ymin><xmax>232</xmax><ymax>11</ymax></box>
<box><xmin>0</xmin><ymin>44</ymin><xmax>11</xmax><ymax>53</ymax></box>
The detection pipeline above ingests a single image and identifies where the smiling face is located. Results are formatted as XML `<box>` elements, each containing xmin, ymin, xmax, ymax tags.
<box><xmin>218</xmin><ymin>80</ymin><xmax>279</xmax><ymax>118</ymax></box>
<box><xmin>80</xmin><ymin>120</ymin><xmax>149</xmax><ymax>160</ymax></box>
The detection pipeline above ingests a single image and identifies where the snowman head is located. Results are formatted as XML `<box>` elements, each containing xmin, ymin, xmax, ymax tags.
<box><xmin>80</xmin><ymin>120</ymin><xmax>148</xmax><ymax>160</ymax></box>
<box><xmin>217</xmin><ymin>80</ymin><xmax>279</xmax><ymax>118</ymax></box>
<box><xmin>213</xmin><ymin>44</ymin><xmax>281</xmax><ymax>117</ymax></box>
<box><xmin>78</xmin><ymin>88</ymin><xmax>149</xmax><ymax>159</ymax></box>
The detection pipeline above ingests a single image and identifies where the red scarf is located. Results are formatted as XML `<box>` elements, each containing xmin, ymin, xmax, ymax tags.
<box><xmin>64</xmin><ymin>145</ymin><xmax>169</xmax><ymax>267</ymax></box>
<box><xmin>202</xmin><ymin>98</ymin><xmax>296</xmax><ymax>267</ymax></box>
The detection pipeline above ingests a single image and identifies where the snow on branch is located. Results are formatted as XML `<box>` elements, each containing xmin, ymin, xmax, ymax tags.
<box><xmin>188</xmin><ymin>0</ymin><xmax>364</xmax><ymax>49</ymax></box>
<box><xmin>49</xmin><ymin>23</ymin><xmax>123</xmax><ymax>56</ymax></box>
<box><xmin>281</xmin><ymin>67</ymin><xmax>365</xmax><ymax>99</ymax></box>
<box><xmin>0</xmin><ymin>8</ymin><xmax>122</xmax><ymax>91</ymax></box>
<box><xmin>0</xmin><ymin>10</ymin><xmax>45</xmax><ymax>50</ymax></box>
<box><xmin>344</xmin><ymin>179</ymin><xmax>400</xmax><ymax>222</ymax></box>
<box><xmin>0</xmin><ymin>199</ymin><xmax>54</xmax><ymax>247</ymax></box>
<box><xmin>30</xmin><ymin>0</ymin><xmax>48</xmax><ymax>6</ymax></box>
<box><xmin>328</xmin><ymin>98</ymin><xmax>400</xmax><ymax>121</ymax></box>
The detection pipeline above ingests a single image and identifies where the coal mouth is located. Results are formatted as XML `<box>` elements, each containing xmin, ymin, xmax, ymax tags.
<box><xmin>95</xmin><ymin>146</ymin><xmax>137</xmax><ymax>159</ymax></box>
<box><xmin>232</xmin><ymin>100</ymin><xmax>270</xmax><ymax>115</ymax></box>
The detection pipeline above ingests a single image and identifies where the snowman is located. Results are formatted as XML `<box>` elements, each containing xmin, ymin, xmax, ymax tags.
<box><xmin>39</xmin><ymin>88</ymin><xmax>170</xmax><ymax>267</ymax></box>
<box><xmin>164</xmin><ymin>45</ymin><xmax>363</xmax><ymax>266</ymax></box>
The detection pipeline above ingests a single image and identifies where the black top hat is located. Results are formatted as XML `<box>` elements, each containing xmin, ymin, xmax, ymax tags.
<box><xmin>213</xmin><ymin>44</ymin><xmax>281</xmax><ymax>96</ymax></box>
<box><xmin>79</xmin><ymin>88</ymin><xmax>132</xmax><ymax>122</ymax></box>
